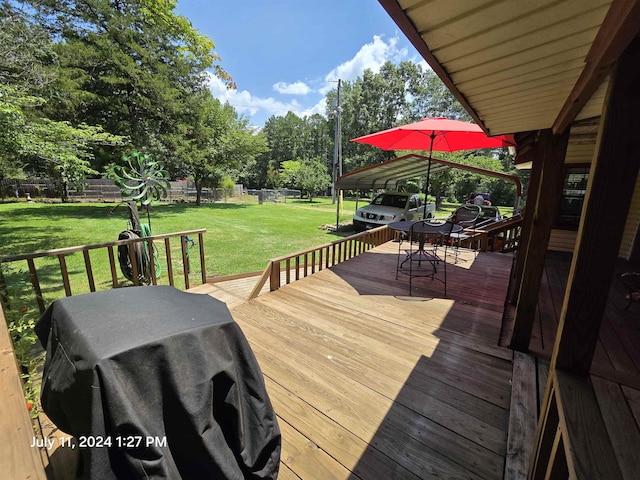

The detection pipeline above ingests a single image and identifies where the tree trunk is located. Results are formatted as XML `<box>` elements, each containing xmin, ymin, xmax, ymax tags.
<box><xmin>195</xmin><ymin>180</ymin><xmax>203</xmax><ymax>206</ymax></box>
<box><xmin>61</xmin><ymin>182</ymin><xmax>69</xmax><ymax>203</ymax></box>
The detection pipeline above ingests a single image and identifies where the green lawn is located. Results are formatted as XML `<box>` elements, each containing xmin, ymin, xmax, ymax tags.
<box><xmin>0</xmin><ymin>197</ymin><xmax>362</xmax><ymax>309</ymax></box>
<box><xmin>0</xmin><ymin>196</ymin><xmax>510</xmax><ymax>414</ymax></box>
<box><xmin>0</xmin><ymin>197</ymin><xmax>502</xmax><ymax>313</ymax></box>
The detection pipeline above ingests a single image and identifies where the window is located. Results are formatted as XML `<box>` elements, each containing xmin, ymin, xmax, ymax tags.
<box><xmin>557</xmin><ymin>166</ymin><xmax>589</xmax><ymax>229</ymax></box>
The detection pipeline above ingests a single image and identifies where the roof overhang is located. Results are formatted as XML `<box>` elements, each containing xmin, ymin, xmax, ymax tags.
<box><xmin>378</xmin><ymin>0</ymin><xmax>640</xmax><ymax>136</ymax></box>
<box><xmin>336</xmin><ymin>154</ymin><xmax>522</xmax><ymax>197</ymax></box>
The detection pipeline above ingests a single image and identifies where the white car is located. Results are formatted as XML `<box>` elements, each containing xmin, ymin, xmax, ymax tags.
<box><xmin>353</xmin><ymin>191</ymin><xmax>435</xmax><ymax>231</ymax></box>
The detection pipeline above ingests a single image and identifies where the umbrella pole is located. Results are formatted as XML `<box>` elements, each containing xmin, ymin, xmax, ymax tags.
<box><xmin>423</xmin><ymin>133</ymin><xmax>435</xmax><ymax>218</ymax></box>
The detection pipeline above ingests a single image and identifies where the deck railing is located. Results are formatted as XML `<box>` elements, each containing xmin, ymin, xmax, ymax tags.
<box><xmin>461</xmin><ymin>214</ymin><xmax>523</xmax><ymax>252</ymax></box>
<box><xmin>249</xmin><ymin>225</ymin><xmax>395</xmax><ymax>299</ymax></box>
<box><xmin>0</xmin><ymin>229</ymin><xmax>207</xmax><ymax>314</ymax></box>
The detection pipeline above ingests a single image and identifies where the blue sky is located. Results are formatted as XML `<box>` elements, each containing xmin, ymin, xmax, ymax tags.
<box><xmin>175</xmin><ymin>1</ymin><xmax>426</xmax><ymax>127</ymax></box>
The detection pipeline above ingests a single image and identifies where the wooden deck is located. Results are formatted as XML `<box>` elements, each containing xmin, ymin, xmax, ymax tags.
<box><xmin>528</xmin><ymin>254</ymin><xmax>640</xmax><ymax>383</ymax></box>
<box><xmin>200</xmin><ymin>242</ymin><xmax>516</xmax><ymax>479</ymax></box>
<box><xmin>509</xmin><ymin>253</ymin><xmax>640</xmax><ymax>479</ymax></box>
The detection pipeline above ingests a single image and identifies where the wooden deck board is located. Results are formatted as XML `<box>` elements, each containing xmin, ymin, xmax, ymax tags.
<box><xmin>264</xmin><ymin>377</ymin><xmax>421</xmax><ymax>480</ymax></box>
<box><xmin>233</xmin><ymin>299</ymin><xmax>508</xmax><ymax>460</ymax></box>
<box><xmin>205</xmin><ymin>243</ymin><xmax>515</xmax><ymax>479</ymax></box>
<box><xmin>526</xmin><ymin>255</ymin><xmax>640</xmax><ymax>480</ymax></box>
<box><xmin>591</xmin><ymin>377</ymin><xmax>640</xmax><ymax>480</ymax></box>
<box><xmin>267</xmin><ymin>288</ymin><xmax>513</xmax><ymax>391</ymax></box>
<box><xmin>25</xmin><ymin>241</ymin><xmax>515</xmax><ymax>479</ymax></box>
<box><xmin>530</xmin><ymin>255</ymin><xmax>640</xmax><ymax>379</ymax></box>
<box><xmin>0</xmin><ymin>300</ymin><xmax>47</xmax><ymax>480</ymax></box>
<box><xmin>504</xmin><ymin>352</ymin><xmax>538</xmax><ymax>480</ymax></box>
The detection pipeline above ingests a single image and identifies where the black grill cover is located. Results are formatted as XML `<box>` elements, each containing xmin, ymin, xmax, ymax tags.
<box><xmin>36</xmin><ymin>286</ymin><xmax>281</xmax><ymax>479</ymax></box>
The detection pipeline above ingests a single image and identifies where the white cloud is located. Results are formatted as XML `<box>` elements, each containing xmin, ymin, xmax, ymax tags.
<box><xmin>206</xmin><ymin>35</ymin><xmax>412</xmax><ymax>125</ymax></box>
<box><xmin>319</xmin><ymin>35</ymin><xmax>408</xmax><ymax>94</ymax></box>
<box><xmin>273</xmin><ymin>81</ymin><xmax>312</xmax><ymax>95</ymax></box>
<box><xmin>207</xmin><ymin>73</ymin><xmax>304</xmax><ymax>118</ymax></box>
<box><xmin>416</xmin><ymin>58</ymin><xmax>431</xmax><ymax>72</ymax></box>
<box><xmin>299</xmin><ymin>97</ymin><xmax>327</xmax><ymax>118</ymax></box>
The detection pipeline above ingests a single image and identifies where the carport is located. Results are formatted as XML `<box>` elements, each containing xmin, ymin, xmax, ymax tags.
<box><xmin>335</xmin><ymin>153</ymin><xmax>523</xmax><ymax>217</ymax></box>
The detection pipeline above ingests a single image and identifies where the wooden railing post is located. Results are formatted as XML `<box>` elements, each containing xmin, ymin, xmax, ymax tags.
<box><xmin>248</xmin><ymin>261</ymin><xmax>273</xmax><ymax>300</ymax></box>
<box><xmin>163</xmin><ymin>239</ymin><xmax>174</xmax><ymax>287</ymax></box>
<box><xmin>198</xmin><ymin>232</ymin><xmax>206</xmax><ymax>284</ymax></box>
<box><xmin>180</xmin><ymin>235</ymin><xmax>190</xmax><ymax>290</ymax></box>
<box><xmin>146</xmin><ymin>238</ymin><xmax>157</xmax><ymax>285</ymax></box>
<box><xmin>83</xmin><ymin>251</ymin><xmax>96</xmax><ymax>292</ymax></box>
<box><xmin>58</xmin><ymin>255</ymin><xmax>72</xmax><ymax>296</ymax></box>
<box><xmin>270</xmin><ymin>261</ymin><xmax>281</xmax><ymax>291</ymax></box>
<box><xmin>1</xmin><ymin>229</ymin><xmax>207</xmax><ymax>310</ymax></box>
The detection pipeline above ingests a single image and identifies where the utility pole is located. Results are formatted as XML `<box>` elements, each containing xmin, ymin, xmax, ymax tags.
<box><xmin>332</xmin><ymin>79</ymin><xmax>342</xmax><ymax>205</ymax></box>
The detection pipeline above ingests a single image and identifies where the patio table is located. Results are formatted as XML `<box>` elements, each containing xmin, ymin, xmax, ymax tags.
<box><xmin>35</xmin><ymin>285</ymin><xmax>281</xmax><ymax>480</ymax></box>
<box><xmin>388</xmin><ymin>220</ymin><xmax>462</xmax><ymax>295</ymax></box>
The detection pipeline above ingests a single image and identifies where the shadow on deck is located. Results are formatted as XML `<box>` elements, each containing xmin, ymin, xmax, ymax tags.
<box><xmin>201</xmin><ymin>243</ymin><xmax>516</xmax><ymax>479</ymax></box>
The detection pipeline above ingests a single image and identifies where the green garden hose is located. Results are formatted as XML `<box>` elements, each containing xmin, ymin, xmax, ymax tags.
<box><xmin>140</xmin><ymin>224</ymin><xmax>162</xmax><ymax>278</ymax></box>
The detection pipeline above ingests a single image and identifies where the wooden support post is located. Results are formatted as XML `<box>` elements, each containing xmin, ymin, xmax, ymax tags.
<box><xmin>552</xmin><ymin>36</ymin><xmax>640</xmax><ymax>375</ymax></box>
<box><xmin>270</xmin><ymin>261</ymin><xmax>281</xmax><ymax>292</ymax></box>
<box><xmin>530</xmin><ymin>35</ymin><xmax>640</xmax><ymax>480</ymax></box>
<box><xmin>510</xmin><ymin>133</ymin><xmax>544</xmax><ymax>305</ymax></box>
<box><xmin>510</xmin><ymin>129</ymin><xmax>569</xmax><ymax>351</ymax></box>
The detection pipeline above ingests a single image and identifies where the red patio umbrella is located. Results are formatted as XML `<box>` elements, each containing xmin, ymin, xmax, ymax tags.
<box><xmin>351</xmin><ymin>117</ymin><xmax>514</xmax><ymax>216</ymax></box>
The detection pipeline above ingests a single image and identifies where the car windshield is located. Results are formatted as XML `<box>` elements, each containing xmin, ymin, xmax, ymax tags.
<box><xmin>372</xmin><ymin>194</ymin><xmax>407</xmax><ymax>208</ymax></box>
<box><xmin>469</xmin><ymin>193</ymin><xmax>490</xmax><ymax>201</ymax></box>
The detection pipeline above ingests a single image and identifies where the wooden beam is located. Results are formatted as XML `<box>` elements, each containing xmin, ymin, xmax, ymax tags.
<box><xmin>376</xmin><ymin>0</ymin><xmax>489</xmax><ymax>133</ymax></box>
<box><xmin>553</xmin><ymin>0</ymin><xmax>640</xmax><ymax>133</ymax></box>
<box><xmin>551</xmin><ymin>36</ymin><xmax>640</xmax><ymax>375</ymax></box>
<box><xmin>510</xmin><ymin>132</ymin><xmax>543</xmax><ymax>306</ymax></box>
<box><xmin>504</xmin><ymin>352</ymin><xmax>538</xmax><ymax>479</ymax></box>
<box><xmin>510</xmin><ymin>129</ymin><xmax>569</xmax><ymax>352</ymax></box>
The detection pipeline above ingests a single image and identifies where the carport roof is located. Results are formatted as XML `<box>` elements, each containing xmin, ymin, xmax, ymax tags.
<box><xmin>336</xmin><ymin>154</ymin><xmax>522</xmax><ymax>196</ymax></box>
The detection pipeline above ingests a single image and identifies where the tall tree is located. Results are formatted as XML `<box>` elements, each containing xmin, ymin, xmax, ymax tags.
<box><xmin>182</xmin><ymin>92</ymin><xmax>266</xmax><ymax>205</ymax></box>
<box><xmin>0</xmin><ymin>1</ymin><xmax>57</xmax><ymax>181</ymax></box>
<box><xmin>326</xmin><ymin>61</ymin><xmax>469</xmax><ymax>174</ymax></box>
<box><xmin>247</xmin><ymin>112</ymin><xmax>331</xmax><ymax>188</ymax></box>
<box><xmin>0</xmin><ymin>2</ymin><xmax>124</xmax><ymax>198</ymax></box>
<box><xmin>25</xmin><ymin>0</ymin><xmax>233</xmax><ymax>171</ymax></box>
<box><xmin>22</xmin><ymin>119</ymin><xmax>124</xmax><ymax>201</ymax></box>
<box><xmin>280</xmin><ymin>159</ymin><xmax>331</xmax><ymax>201</ymax></box>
